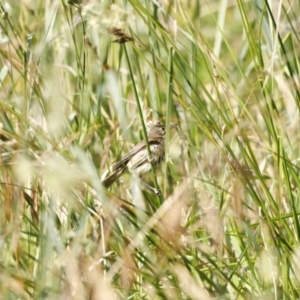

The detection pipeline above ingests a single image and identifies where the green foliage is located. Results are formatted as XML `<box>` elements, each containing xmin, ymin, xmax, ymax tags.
<box><xmin>0</xmin><ymin>0</ymin><xmax>300</xmax><ymax>299</ymax></box>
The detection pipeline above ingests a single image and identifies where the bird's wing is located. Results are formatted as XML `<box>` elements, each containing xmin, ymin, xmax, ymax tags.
<box><xmin>112</xmin><ymin>141</ymin><xmax>146</xmax><ymax>169</ymax></box>
<box><xmin>101</xmin><ymin>141</ymin><xmax>146</xmax><ymax>187</ymax></box>
<box><xmin>101</xmin><ymin>139</ymin><xmax>161</xmax><ymax>187</ymax></box>
<box><xmin>126</xmin><ymin>140</ymin><xmax>162</xmax><ymax>170</ymax></box>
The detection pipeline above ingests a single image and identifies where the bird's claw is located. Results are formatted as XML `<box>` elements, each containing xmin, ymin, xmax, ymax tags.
<box><xmin>154</xmin><ymin>188</ymin><xmax>161</xmax><ymax>196</ymax></box>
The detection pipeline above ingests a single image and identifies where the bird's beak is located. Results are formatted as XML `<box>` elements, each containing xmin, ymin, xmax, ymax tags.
<box><xmin>170</xmin><ymin>124</ymin><xmax>178</xmax><ymax>130</ymax></box>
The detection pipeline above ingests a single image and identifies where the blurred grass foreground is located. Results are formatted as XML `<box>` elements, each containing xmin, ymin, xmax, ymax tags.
<box><xmin>1</xmin><ymin>0</ymin><xmax>300</xmax><ymax>299</ymax></box>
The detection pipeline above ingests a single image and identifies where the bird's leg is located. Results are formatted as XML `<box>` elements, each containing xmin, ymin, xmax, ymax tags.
<box><xmin>130</xmin><ymin>173</ymin><xmax>161</xmax><ymax>196</ymax></box>
<box><xmin>140</xmin><ymin>180</ymin><xmax>161</xmax><ymax>196</ymax></box>
<box><xmin>143</xmin><ymin>155</ymin><xmax>160</xmax><ymax>194</ymax></box>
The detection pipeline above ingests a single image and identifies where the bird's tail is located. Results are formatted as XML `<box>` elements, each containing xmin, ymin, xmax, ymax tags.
<box><xmin>101</xmin><ymin>166</ymin><xmax>126</xmax><ymax>187</ymax></box>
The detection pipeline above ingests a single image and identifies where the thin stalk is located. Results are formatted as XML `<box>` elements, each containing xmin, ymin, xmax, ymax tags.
<box><xmin>123</xmin><ymin>44</ymin><xmax>163</xmax><ymax>204</ymax></box>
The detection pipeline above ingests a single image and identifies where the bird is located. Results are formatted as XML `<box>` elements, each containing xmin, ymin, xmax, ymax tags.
<box><xmin>101</xmin><ymin>123</ymin><xmax>177</xmax><ymax>193</ymax></box>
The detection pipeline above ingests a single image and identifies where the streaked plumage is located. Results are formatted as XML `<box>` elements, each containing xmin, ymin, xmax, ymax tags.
<box><xmin>101</xmin><ymin>123</ymin><xmax>176</xmax><ymax>188</ymax></box>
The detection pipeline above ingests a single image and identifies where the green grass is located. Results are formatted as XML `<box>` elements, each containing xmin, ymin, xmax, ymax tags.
<box><xmin>1</xmin><ymin>0</ymin><xmax>300</xmax><ymax>299</ymax></box>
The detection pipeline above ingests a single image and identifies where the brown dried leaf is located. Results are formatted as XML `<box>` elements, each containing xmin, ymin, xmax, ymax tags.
<box><xmin>110</xmin><ymin>27</ymin><xmax>134</xmax><ymax>44</ymax></box>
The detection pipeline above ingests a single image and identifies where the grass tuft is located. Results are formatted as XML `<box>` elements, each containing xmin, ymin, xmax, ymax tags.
<box><xmin>1</xmin><ymin>0</ymin><xmax>300</xmax><ymax>299</ymax></box>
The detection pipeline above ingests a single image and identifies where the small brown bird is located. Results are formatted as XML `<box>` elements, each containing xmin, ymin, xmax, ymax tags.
<box><xmin>101</xmin><ymin>123</ymin><xmax>177</xmax><ymax>192</ymax></box>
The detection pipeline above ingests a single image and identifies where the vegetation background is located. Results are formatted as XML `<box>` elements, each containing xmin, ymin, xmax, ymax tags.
<box><xmin>0</xmin><ymin>0</ymin><xmax>300</xmax><ymax>299</ymax></box>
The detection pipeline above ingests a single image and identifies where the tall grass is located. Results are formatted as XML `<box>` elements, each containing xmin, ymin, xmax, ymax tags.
<box><xmin>1</xmin><ymin>0</ymin><xmax>300</xmax><ymax>299</ymax></box>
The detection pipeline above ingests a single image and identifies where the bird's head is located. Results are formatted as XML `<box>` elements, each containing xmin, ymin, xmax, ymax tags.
<box><xmin>148</xmin><ymin>123</ymin><xmax>177</xmax><ymax>138</ymax></box>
